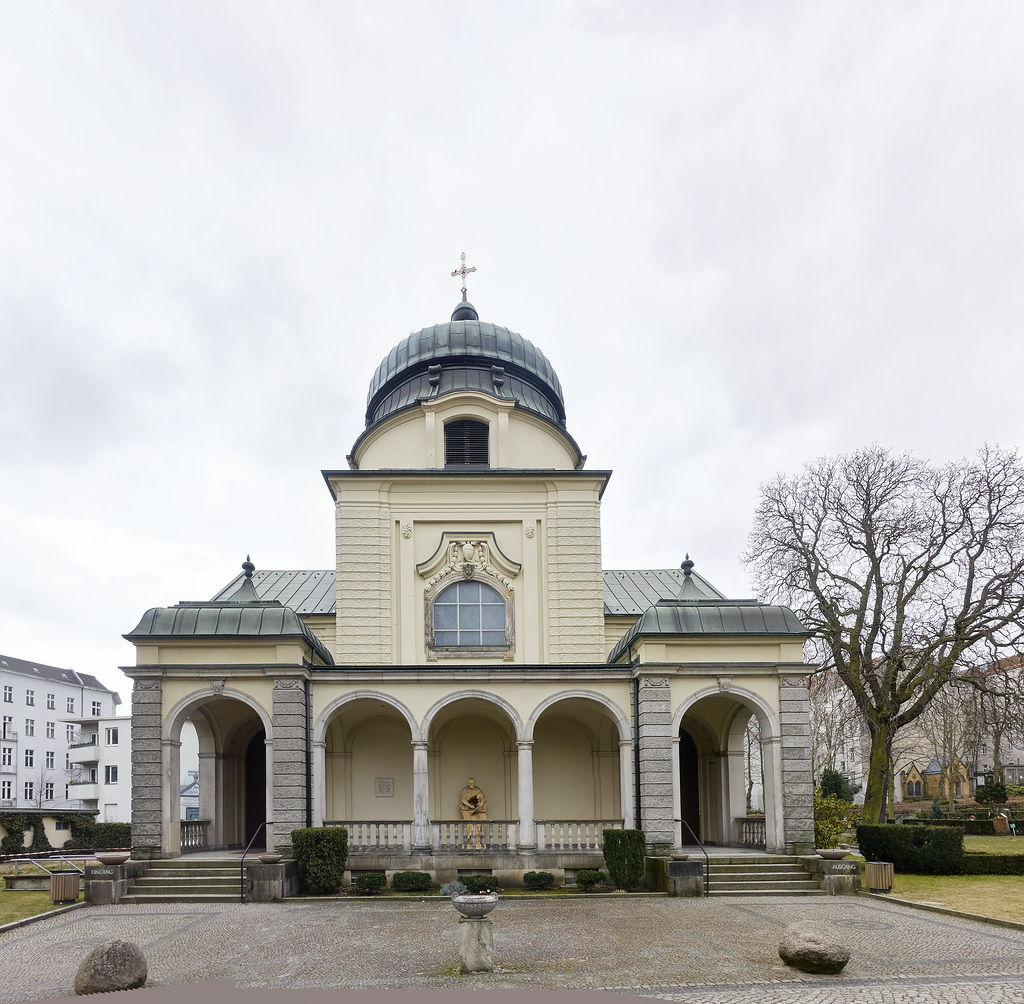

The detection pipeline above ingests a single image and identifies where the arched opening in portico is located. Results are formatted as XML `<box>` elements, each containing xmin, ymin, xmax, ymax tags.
<box><xmin>166</xmin><ymin>694</ymin><xmax>270</xmax><ymax>856</ymax></box>
<box><xmin>675</xmin><ymin>691</ymin><xmax>782</xmax><ymax>851</ymax></box>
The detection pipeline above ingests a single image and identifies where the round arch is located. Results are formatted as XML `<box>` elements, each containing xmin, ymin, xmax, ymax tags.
<box><xmin>525</xmin><ymin>689</ymin><xmax>631</xmax><ymax>744</ymax></box>
<box><xmin>421</xmin><ymin>689</ymin><xmax>525</xmax><ymax>742</ymax></box>
<box><xmin>672</xmin><ymin>684</ymin><xmax>780</xmax><ymax>741</ymax></box>
<box><xmin>164</xmin><ymin>686</ymin><xmax>273</xmax><ymax>744</ymax></box>
<box><xmin>315</xmin><ymin>690</ymin><xmax>419</xmax><ymax>744</ymax></box>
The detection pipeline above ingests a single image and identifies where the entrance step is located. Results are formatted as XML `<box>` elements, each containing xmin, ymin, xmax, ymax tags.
<box><xmin>121</xmin><ymin>857</ymin><xmax>244</xmax><ymax>904</ymax></box>
<box><xmin>705</xmin><ymin>856</ymin><xmax>825</xmax><ymax>897</ymax></box>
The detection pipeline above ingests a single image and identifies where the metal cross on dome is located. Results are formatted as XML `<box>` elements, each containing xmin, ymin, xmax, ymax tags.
<box><xmin>451</xmin><ymin>252</ymin><xmax>477</xmax><ymax>298</ymax></box>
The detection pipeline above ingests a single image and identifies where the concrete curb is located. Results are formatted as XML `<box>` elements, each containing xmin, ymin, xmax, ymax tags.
<box><xmin>283</xmin><ymin>891</ymin><xmax>669</xmax><ymax>902</ymax></box>
<box><xmin>861</xmin><ymin>891</ymin><xmax>1024</xmax><ymax>932</ymax></box>
<box><xmin>0</xmin><ymin>899</ymin><xmax>89</xmax><ymax>935</ymax></box>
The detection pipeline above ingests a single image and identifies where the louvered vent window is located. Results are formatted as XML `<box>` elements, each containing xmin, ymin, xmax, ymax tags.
<box><xmin>444</xmin><ymin>419</ymin><xmax>489</xmax><ymax>467</ymax></box>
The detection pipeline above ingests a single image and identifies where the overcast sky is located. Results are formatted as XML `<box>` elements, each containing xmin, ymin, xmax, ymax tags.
<box><xmin>1</xmin><ymin>1</ymin><xmax>1021</xmax><ymax>702</ymax></box>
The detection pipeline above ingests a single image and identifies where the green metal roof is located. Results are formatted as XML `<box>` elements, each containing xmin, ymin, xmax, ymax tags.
<box><xmin>124</xmin><ymin>603</ymin><xmax>334</xmax><ymax>665</ymax></box>
<box><xmin>607</xmin><ymin>599</ymin><xmax>812</xmax><ymax>664</ymax></box>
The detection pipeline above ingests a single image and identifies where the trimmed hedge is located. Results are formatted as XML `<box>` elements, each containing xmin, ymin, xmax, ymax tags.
<box><xmin>392</xmin><ymin>870</ymin><xmax>432</xmax><ymax>892</ymax></box>
<box><xmin>904</xmin><ymin>818</ymin><xmax>996</xmax><ymax>835</ymax></box>
<box><xmin>291</xmin><ymin>826</ymin><xmax>348</xmax><ymax>894</ymax></box>
<box><xmin>95</xmin><ymin>821</ymin><xmax>131</xmax><ymax>849</ymax></box>
<box><xmin>575</xmin><ymin>869</ymin><xmax>604</xmax><ymax>893</ymax></box>
<box><xmin>461</xmin><ymin>874</ymin><xmax>498</xmax><ymax>894</ymax></box>
<box><xmin>857</xmin><ymin>824</ymin><xmax>964</xmax><ymax>874</ymax></box>
<box><xmin>603</xmin><ymin>828</ymin><xmax>646</xmax><ymax>890</ymax></box>
<box><xmin>523</xmin><ymin>871</ymin><xmax>555</xmax><ymax>890</ymax></box>
<box><xmin>355</xmin><ymin>872</ymin><xmax>386</xmax><ymax>894</ymax></box>
<box><xmin>960</xmin><ymin>854</ymin><xmax>1024</xmax><ymax>875</ymax></box>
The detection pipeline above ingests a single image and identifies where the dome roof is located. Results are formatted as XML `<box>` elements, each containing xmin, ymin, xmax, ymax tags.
<box><xmin>364</xmin><ymin>303</ymin><xmax>567</xmax><ymax>431</ymax></box>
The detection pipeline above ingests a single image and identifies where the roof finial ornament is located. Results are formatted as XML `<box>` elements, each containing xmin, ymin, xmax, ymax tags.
<box><xmin>681</xmin><ymin>553</ymin><xmax>694</xmax><ymax>578</ymax></box>
<box><xmin>242</xmin><ymin>555</ymin><xmax>255</xmax><ymax>579</ymax></box>
<box><xmin>451</xmin><ymin>251</ymin><xmax>476</xmax><ymax>303</ymax></box>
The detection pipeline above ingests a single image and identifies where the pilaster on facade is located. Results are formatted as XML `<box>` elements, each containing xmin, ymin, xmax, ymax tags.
<box><xmin>636</xmin><ymin>675</ymin><xmax>674</xmax><ymax>849</ymax></box>
<box><xmin>779</xmin><ymin>674</ymin><xmax>815</xmax><ymax>852</ymax></box>
<box><xmin>129</xmin><ymin>677</ymin><xmax>163</xmax><ymax>859</ymax></box>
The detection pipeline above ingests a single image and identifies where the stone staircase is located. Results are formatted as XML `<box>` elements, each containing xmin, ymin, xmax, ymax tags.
<box><xmin>121</xmin><ymin>858</ymin><xmax>242</xmax><ymax>904</ymax></box>
<box><xmin>706</xmin><ymin>855</ymin><xmax>824</xmax><ymax>897</ymax></box>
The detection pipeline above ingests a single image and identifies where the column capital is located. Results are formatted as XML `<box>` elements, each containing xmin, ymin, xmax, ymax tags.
<box><xmin>411</xmin><ymin>740</ymin><xmax>429</xmax><ymax>751</ymax></box>
<box><xmin>516</xmin><ymin>740</ymin><xmax>534</xmax><ymax>750</ymax></box>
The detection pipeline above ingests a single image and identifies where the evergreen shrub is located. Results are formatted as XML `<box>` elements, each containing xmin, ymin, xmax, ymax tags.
<box><xmin>820</xmin><ymin>769</ymin><xmax>859</xmax><ymax>802</ymax></box>
<box><xmin>391</xmin><ymin>870</ymin><xmax>432</xmax><ymax>892</ymax></box>
<box><xmin>523</xmin><ymin>871</ymin><xmax>555</xmax><ymax>890</ymax></box>
<box><xmin>574</xmin><ymin>869</ymin><xmax>604</xmax><ymax>893</ymax></box>
<box><xmin>928</xmin><ymin>797</ymin><xmax>945</xmax><ymax>819</ymax></box>
<box><xmin>975</xmin><ymin>782</ymin><xmax>1009</xmax><ymax>805</ymax></box>
<box><xmin>856</xmin><ymin>824</ymin><xmax>964</xmax><ymax>874</ymax></box>
<box><xmin>904</xmin><ymin>818</ymin><xmax>996</xmax><ymax>835</ymax></box>
<box><xmin>603</xmin><ymin>828</ymin><xmax>646</xmax><ymax>890</ymax></box>
<box><xmin>461</xmin><ymin>874</ymin><xmax>497</xmax><ymax>894</ymax></box>
<box><xmin>94</xmin><ymin>821</ymin><xmax>131</xmax><ymax>849</ymax></box>
<box><xmin>291</xmin><ymin>826</ymin><xmax>348</xmax><ymax>894</ymax></box>
<box><xmin>959</xmin><ymin>854</ymin><xmax>1024</xmax><ymax>875</ymax></box>
<box><xmin>0</xmin><ymin>814</ymin><xmax>27</xmax><ymax>854</ymax></box>
<box><xmin>440</xmin><ymin>880</ymin><xmax>468</xmax><ymax>897</ymax></box>
<box><xmin>355</xmin><ymin>872</ymin><xmax>386</xmax><ymax>894</ymax></box>
<box><xmin>61</xmin><ymin>814</ymin><xmax>97</xmax><ymax>850</ymax></box>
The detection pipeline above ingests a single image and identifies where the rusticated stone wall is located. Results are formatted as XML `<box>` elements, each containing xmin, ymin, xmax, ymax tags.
<box><xmin>271</xmin><ymin>678</ymin><xmax>308</xmax><ymax>851</ymax></box>
<box><xmin>779</xmin><ymin>674</ymin><xmax>815</xmax><ymax>852</ymax></box>
<box><xmin>546</xmin><ymin>502</ymin><xmax>605</xmax><ymax>663</ymax></box>
<box><xmin>130</xmin><ymin>678</ymin><xmax>163</xmax><ymax>858</ymax></box>
<box><xmin>637</xmin><ymin>676</ymin><xmax>674</xmax><ymax>849</ymax></box>
<box><xmin>335</xmin><ymin>499</ymin><xmax>392</xmax><ymax>664</ymax></box>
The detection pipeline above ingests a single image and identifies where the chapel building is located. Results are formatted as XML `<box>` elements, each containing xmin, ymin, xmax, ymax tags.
<box><xmin>123</xmin><ymin>291</ymin><xmax>815</xmax><ymax>878</ymax></box>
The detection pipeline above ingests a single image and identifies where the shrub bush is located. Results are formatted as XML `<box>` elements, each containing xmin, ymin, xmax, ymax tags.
<box><xmin>856</xmin><ymin>824</ymin><xmax>964</xmax><ymax>874</ymax></box>
<box><xmin>440</xmin><ymin>880</ymin><xmax>468</xmax><ymax>897</ymax></box>
<box><xmin>461</xmin><ymin>874</ymin><xmax>498</xmax><ymax>894</ymax></box>
<box><xmin>814</xmin><ymin>794</ymin><xmax>861</xmax><ymax>848</ymax></box>
<box><xmin>391</xmin><ymin>870</ymin><xmax>432</xmax><ymax>892</ymax></box>
<box><xmin>523</xmin><ymin>871</ymin><xmax>556</xmax><ymax>890</ymax></box>
<box><xmin>975</xmin><ymin>782</ymin><xmax>1009</xmax><ymax>805</ymax></box>
<box><xmin>94</xmin><ymin>821</ymin><xmax>131</xmax><ymax>849</ymax></box>
<box><xmin>60</xmin><ymin>813</ymin><xmax>97</xmax><ymax>850</ymax></box>
<box><xmin>904</xmin><ymin>818</ymin><xmax>996</xmax><ymax>835</ymax></box>
<box><xmin>928</xmin><ymin>797</ymin><xmax>945</xmax><ymax>819</ymax></box>
<box><xmin>820</xmin><ymin>769</ymin><xmax>859</xmax><ymax>802</ymax></box>
<box><xmin>0</xmin><ymin>813</ymin><xmax>27</xmax><ymax>854</ymax></box>
<box><xmin>603</xmin><ymin>828</ymin><xmax>645</xmax><ymax>890</ymax></box>
<box><xmin>959</xmin><ymin>854</ymin><xmax>1024</xmax><ymax>875</ymax></box>
<box><xmin>291</xmin><ymin>826</ymin><xmax>348</xmax><ymax>894</ymax></box>
<box><xmin>355</xmin><ymin>872</ymin><xmax>386</xmax><ymax>894</ymax></box>
<box><xmin>575</xmin><ymin>869</ymin><xmax>604</xmax><ymax>893</ymax></box>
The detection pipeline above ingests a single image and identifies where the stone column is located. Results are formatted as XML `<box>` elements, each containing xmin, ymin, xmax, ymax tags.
<box><xmin>619</xmin><ymin>739</ymin><xmax>634</xmax><ymax>829</ymax></box>
<box><xmin>412</xmin><ymin>740</ymin><xmax>430</xmax><ymax>851</ymax></box>
<box><xmin>311</xmin><ymin>740</ymin><xmax>326</xmax><ymax>827</ymax></box>
<box><xmin>637</xmin><ymin>676</ymin><xmax>674</xmax><ymax>850</ymax></box>
<box><xmin>670</xmin><ymin>736</ymin><xmax>681</xmax><ymax>848</ymax></box>
<box><xmin>779</xmin><ymin>675</ymin><xmax>815</xmax><ymax>853</ymax></box>
<box><xmin>271</xmin><ymin>678</ymin><xmax>308</xmax><ymax>853</ymax></box>
<box><xmin>130</xmin><ymin>678</ymin><xmax>163</xmax><ymax>859</ymax></box>
<box><xmin>761</xmin><ymin>736</ymin><xmax>786</xmax><ymax>852</ymax></box>
<box><xmin>516</xmin><ymin>741</ymin><xmax>535</xmax><ymax>850</ymax></box>
<box><xmin>162</xmin><ymin>737</ymin><xmax>181</xmax><ymax>857</ymax></box>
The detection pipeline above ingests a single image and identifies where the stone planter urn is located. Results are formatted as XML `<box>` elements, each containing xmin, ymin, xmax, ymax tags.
<box><xmin>670</xmin><ymin>853</ymin><xmax>689</xmax><ymax>861</ymax></box>
<box><xmin>95</xmin><ymin>852</ymin><xmax>131</xmax><ymax>865</ymax></box>
<box><xmin>452</xmin><ymin>894</ymin><xmax>498</xmax><ymax>918</ymax></box>
<box><xmin>258</xmin><ymin>854</ymin><xmax>283</xmax><ymax>864</ymax></box>
<box><xmin>816</xmin><ymin>848</ymin><xmax>850</xmax><ymax>859</ymax></box>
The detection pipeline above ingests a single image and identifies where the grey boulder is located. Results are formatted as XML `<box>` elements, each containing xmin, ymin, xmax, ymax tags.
<box><xmin>778</xmin><ymin>924</ymin><xmax>850</xmax><ymax>974</ymax></box>
<box><xmin>75</xmin><ymin>939</ymin><xmax>148</xmax><ymax>995</ymax></box>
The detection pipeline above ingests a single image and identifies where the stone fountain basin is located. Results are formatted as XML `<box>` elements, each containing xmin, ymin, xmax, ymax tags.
<box><xmin>453</xmin><ymin>894</ymin><xmax>498</xmax><ymax>918</ymax></box>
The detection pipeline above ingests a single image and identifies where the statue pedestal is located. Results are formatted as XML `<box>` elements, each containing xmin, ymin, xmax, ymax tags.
<box><xmin>458</xmin><ymin>917</ymin><xmax>494</xmax><ymax>972</ymax></box>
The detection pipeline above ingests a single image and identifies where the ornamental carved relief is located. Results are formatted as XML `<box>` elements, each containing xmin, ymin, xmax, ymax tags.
<box><xmin>641</xmin><ymin>677</ymin><xmax>669</xmax><ymax>689</ymax></box>
<box><xmin>273</xmin><ymin>679</ymin><xmax>303</xmax><ymax>691</ymax></box>
<box><xmin>418</xmin><ymin>534</ymin><xmax>521</xmax><ymax>593</ymax></box>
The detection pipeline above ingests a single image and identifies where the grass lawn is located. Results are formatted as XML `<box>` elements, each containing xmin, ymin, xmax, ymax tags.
<box><xmin>889</xmin><ymin>873</ymin><xmax>1024</xmax><ymax>924</ymax></box>
<box><xmin>963</xmin><ymin>835</ymin><xmax>1024</xmax><ymax>854</ymax></box>
<box><xmin>0</xmin><ymin>887</ymin><xmax>83</xmax><ymax>926</ymax></box>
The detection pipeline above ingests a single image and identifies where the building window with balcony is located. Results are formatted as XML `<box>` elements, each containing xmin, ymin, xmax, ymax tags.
<box><xmin>105</xmin><ymin>727</ymin><xmax>118</xmax><ymax>746</ymax></box>
<box><xmin>46</xmin><ymin>721</ymin><xmax>54</xmax><ymax>739</ymax></box>
<box><xmin>24</xmin><ymin>781</ymin><xmax>34</xmax><ymax>801</ymax></box>
<box><xmin>89</xmin><ymin>768</ymin><xmax>97</xmax><ymax>783</ymax></box>
<box><xmin>1</xmin><ymin>747</ymin><xmax>11</xmax><ymax>766</ymax></box>
<box><xmin>1</xmin><ymin>780</ymin><xmax>11</xmax><ymax>800</ymax></box>
<box><xmin>24</xmin><ymin>749</ymin><xmax>34</xmax><ymax>767</ymax></box>
<box><xmin>105</xmin><ymin>765</ymin><xmax>118</xmax><ymax>784</ymax></box>
<box><xmin>24</xmin><ymin>719</ymin><xmax>34</xmax><ymax>737</ymax></box>
<box><xmin>65</xmin><ymin>783</ymin><xmax>70</xmax><ymax>799</ymax></box>
<box><xmin>66</xmin><ymin>698</ymin><xmax>75</xmax><ymax>713</ymax></box>
<box><xmin>66</xmin><ymin>724</ymin><xmax>76</xmax><ymax>742</ymax></box>
<box><xmin>64</xmin><ymin>752</ymin><xmax>70</xmax><ymax>769</ymax></box>
<box><xmin>45</xmin><ymin>750</ymin><xmax>54</xmax><ymax>769</ymax></box>
<box><xmin>43</xmin><ymin>782</ymin><xmax>54</xmax><ymax>800</ymax></box>
<box><xmin>2</xmin><ymin>716</ymin><xmax>12</xmax><ymax>739</ymax></box>
<box><xmin>3</xmin><ymin>686</ymin><xmax>11</xmax><ymax>703</ymax></box>
<box><xmin>46</xmin><ymin>693</ymin><xmax>55</xmax><ymax>710</ymax></box>
<box><xmin>25</xmin><ymin>690</ymin><xmax>34</xmax><ymax>706</ymax></box>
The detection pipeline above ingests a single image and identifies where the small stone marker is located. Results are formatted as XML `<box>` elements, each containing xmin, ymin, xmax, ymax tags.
<box><xmin>75</xmin><ymin>939</ymin><xmax>148</xmax><ymax>995</ymax></box>
<box><xmin>778</xmin><ymin>924</ymin><xmax>850</xmax><ymax>975</ymax></box>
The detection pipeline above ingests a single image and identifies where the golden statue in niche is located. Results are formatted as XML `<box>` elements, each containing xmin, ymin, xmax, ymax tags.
<box><xmin>460</xmin><ymin>777</ymin><xmax>488</xmax><ymax>849</ymax></box>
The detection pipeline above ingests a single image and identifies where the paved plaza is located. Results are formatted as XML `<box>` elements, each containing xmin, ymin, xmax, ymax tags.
<box><xmin>3</xmin><ymin>895</ymin><xmax>1024</xmax><ymax>1003</ymax></box>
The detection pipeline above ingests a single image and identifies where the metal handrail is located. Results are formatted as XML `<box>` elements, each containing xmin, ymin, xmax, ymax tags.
<box><xmin>679</xmin><ymin>819</ymin><xmax>709</xmax><ymax>897</ymax></box>
<box><xmin>8</xmin><ymin>853</ymin><xmax>87</xmax><ymax>877</ymax></box>
<box><xmin>240</xmin><ymin>821</ymin><xmax>272</xmax><ymax>903</ymax></box>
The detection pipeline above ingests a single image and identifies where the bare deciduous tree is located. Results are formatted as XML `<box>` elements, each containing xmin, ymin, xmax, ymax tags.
<box><xmin>744</xmin><ymin>445</ymin><xmax>1024</xmax><ymax>824</ymax></box>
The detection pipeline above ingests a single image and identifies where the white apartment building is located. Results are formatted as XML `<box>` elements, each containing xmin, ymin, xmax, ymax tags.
<box><xmin>64</xmin><ymin>714</ymin><xmax>133</xmax><ymax>822</ymax></box>
<box><xmin>0</xmin><ymin>654</ymin><xmax>122</xmax><ymax>811</ymax></box>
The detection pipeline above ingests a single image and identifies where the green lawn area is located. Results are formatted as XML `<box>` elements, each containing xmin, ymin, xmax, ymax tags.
<box><xmin>889</xmin><ymin>873</ymin><xmax>1024</xmax><ymax>924</ymax></box>
<box><xmin>964</xmin><ymin>835</ymin><xmax>1024</xmax><ymax>854</ymax></box>
<box><xmin>0</xmin><ymin>887</ymin><xmax>83</xmax><ymax>927</ymax></box>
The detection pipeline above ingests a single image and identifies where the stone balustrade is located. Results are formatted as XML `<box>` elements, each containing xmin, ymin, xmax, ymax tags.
<box><xmin>180</xmin><ymin>819</ymin><xmax>210</xmax><ymax>853</ymax></box>
<box><xmin>536</xmin><ymin>819</ymin><xmax>623</xmax><ymax>850</ymax></box>
<box><xmin>737</xmin><ymin>815</ymin><xmax>766</xmax><ymax>847</ymax></box>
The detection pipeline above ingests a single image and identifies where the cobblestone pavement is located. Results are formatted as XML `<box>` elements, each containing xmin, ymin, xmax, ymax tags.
<box><xmin>3</xmin><ymin>896</ymin><xmax>1024</xmax><ymax>1003</ymax></box>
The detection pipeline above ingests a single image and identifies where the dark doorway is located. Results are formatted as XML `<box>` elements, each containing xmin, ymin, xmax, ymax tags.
<box><xmin>678</xmin><ymin>729</ymin><xmax>700</xmax><ymax>842</ymax></box>
<box><xmin>244</xmin><ymin>730</ymin><xmax>267</xmax><ymax>848</ymax></box>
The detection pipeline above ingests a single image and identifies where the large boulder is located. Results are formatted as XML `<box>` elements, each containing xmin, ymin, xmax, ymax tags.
<box><xmin>778</xmin><ymin>924</ymin><xmax>850</xmax><ymax>975</ymax></box>
<box><xmin>75</xmin><ymin>939</ymin><xmax>148</xmax><ymax>995</ymax></box>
